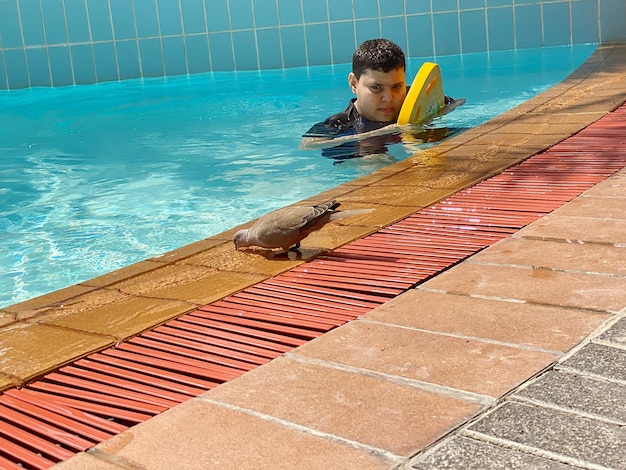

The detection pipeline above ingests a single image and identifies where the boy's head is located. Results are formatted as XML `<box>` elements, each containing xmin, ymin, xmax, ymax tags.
<box><xmin>351</xmin><ymin>38</ymin><xmax>406</xmax><ymax>79</ymax></box>
<box><xmin>349</xmin><ymin>39</ymin><xmax>407</xmax><ymax>123</ymax></box>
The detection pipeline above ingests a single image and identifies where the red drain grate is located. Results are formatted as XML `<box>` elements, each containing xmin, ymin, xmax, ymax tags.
<box><xmin>1</xmin><ymin>103</ymin><xmax>625</xmax><ymax>468</ymax></box>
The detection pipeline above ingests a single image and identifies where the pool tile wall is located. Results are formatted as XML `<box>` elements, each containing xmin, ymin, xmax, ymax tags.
<box><xmin>0</xmin><ymin>0</ymin><xmax>624</xmax><ymax>89</ymax></box>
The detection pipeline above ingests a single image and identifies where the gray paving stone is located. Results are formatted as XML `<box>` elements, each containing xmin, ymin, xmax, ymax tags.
<box><xmin>559</xmin><ymin>343</ymin><xmax>626</xmax><ymax>381</ymax></box>
<box><xmin>411</xmin><ymin>436</ymin><xmax>575</xmax><ymax>469</ymax></box>
<box><xmin>598</xmin><ymin>317</ymin><xmax>626</xmax><ymax>346</ymax></box>
<box><xmin>468</xmin><ymin>401</ymin><xmax>626</xmax><ymax>469</ymax></box>
<box><xmin>516</xmin><ymin>370</ymin><xmax>626</xmax><ymax>423</ymax></box>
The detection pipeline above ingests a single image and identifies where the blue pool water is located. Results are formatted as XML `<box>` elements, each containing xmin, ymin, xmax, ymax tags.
<box><xmin>0</xmin><ymin>44</ymin><xmax>597</xmax><ymax>308</ymax></box>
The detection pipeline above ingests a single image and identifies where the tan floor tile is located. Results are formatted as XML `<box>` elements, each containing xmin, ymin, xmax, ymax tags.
<box><xmin>423</xmin><ymin>263</ymin><xmax>626</xmax><ymax>313</ymax></box>
<box><xmin>0</xmin><ymin>323</ymin><xmax>113</xmax><ymax>384</ymax></box>
<box><xmin>339</xmin><ymin>184</ymin><xmax>454</xmax><ymax>209</ymax></box>
<box><xmin>91</xmin><ymin>399</ymin><xmax>396</xmax><ymax>470</ymax></box>
<box><xmin>52</xmin><ymin>452</ymin><xmax>121</xmax><ymax>469</ymax></box>
<box><xmin>293</xmin><ymin>320</ymin><xmax>557</xmax><ymax>397</ymax></box>
<box><xmin>204</xmin><ymin>356</ymin><xmax>482</xmax><ymax>457</ymax></box>
<box><xmin>548</xmin><ymin>195</ymin><xmax>626</xmax><ymax>219</ymax></box>
<box><xmin>364</xmin><ymin>289</ymin><xmax>609</xmax><ymax>352</ymax></box>
<box><xmin>518</xmin><ymin>214</ymin><xmax>626</xmax><ymax>245</ymax></box>
<box><xmin>44</xmin><ymin>289</ymin><xmax>193</xmax><ymax>340</ymax></box>
<box><xmin>583</xmin><ymin>170</ymin><xmax>626</xmax><ymax>197</ymax></box>
<box><xmin>0</xmin><ymin>310</ymin><xmax>14</xmax><ymax>327</ymax></box>
<box><xmin>472</xmin><ymin>237</ymin><xmax>626</xmax><ymax>275</ymax></box>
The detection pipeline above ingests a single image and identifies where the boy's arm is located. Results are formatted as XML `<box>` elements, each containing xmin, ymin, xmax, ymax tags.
<box><xmin>300</xmin><ymin>123</ymin><xmax>399</xmax><ymax>150</ymax></box>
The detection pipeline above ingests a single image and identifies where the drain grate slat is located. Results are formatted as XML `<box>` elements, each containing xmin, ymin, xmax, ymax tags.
<box><xmin>2</xmin><ymin>102</ymin><xmax>626</xmax><ymax>468</ymax></box>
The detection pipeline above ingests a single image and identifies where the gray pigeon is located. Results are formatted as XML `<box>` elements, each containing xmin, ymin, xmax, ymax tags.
<box><xmin>233</xmin><ymin>200</ymin><xmax>371</xmax><ymax>253</ymax></box>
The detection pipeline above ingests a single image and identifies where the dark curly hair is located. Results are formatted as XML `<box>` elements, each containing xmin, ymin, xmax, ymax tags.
<box><xmin>352</xmin><ymin>38</ymin><xmax>406</xmax><ymax>79</ymax></box>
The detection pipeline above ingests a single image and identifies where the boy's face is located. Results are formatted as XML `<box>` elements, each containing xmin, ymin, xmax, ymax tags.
<box><xmin>348</xmin><ymin>67</ymin><xmax>407</xmax><ymax>122</ymax></box>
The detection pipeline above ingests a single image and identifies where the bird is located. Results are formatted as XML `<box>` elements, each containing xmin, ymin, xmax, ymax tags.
<box><xmin>233</xmin><ymin>200</ymin><xmax>372</xmax><ymax>253</ymax></box>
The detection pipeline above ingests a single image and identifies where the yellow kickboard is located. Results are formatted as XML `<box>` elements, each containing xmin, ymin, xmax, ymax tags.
<box><xmin>397</xmin><ymin>62</ymin><xmax>445</xmax><ymax>125</ymax></box>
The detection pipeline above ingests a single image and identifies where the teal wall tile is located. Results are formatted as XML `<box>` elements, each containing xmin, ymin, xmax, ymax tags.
<box><xmin>87</xmin><ymin>0</ymin><xmax>113</xmax><ymax>41</ymax></box>
<box><xmin>232</xmin><ymin>30</ymin><xmax>258</xmax><ymax>69</ymax></box>
<box><xmin>303</xmin><ymin>0</ymin><xmax>328</xmax><ymax>23</ymax></box>
<box><xmin>208</xmin><ymin>32</ymin><xmax>234</xmax><ymax>70</ymax></box>
<box><xmin>92</xmin><ymin>42</ymin><xmax>118</xmax><ymax>81</ymax></box>
<box><xmin>515</xmin><ymin>4</ymin><xmax>542</xmax><ymax>49</ymax></box>
<box><xmin>280</xmin><ymin>26</ymin><xmax>307</xmax><ymax>67</ymax></box>
<box><xmin>459</xmin><ymin>0</ymin><xmax>485</xmax><ymax>10</ymax></box>
<box><xmin>64</xmin><ymin>0</ymin><xmax>90</xmax><ymax>43</ymax></box>
<box><xmin>256</xmin><ymin>28</ymin><xmax>282</xmax><ymax>69</ymax></box>
<box><xmin>229</xmin><ymin>0</ymin><xmax>254</xmax><ymax>30</ymax></box>
<box><xmin>116</xmin><ymin>40</ymin><xmax>141</xmax><ymax>79</ymax></box>
<box><xmin>600</xmin><ymin>0</ymin><xmax>626</xmax><ymax>42</ymax></box>
<box><xmin>41</xmin><ymin>0</ymin><xmax>67</xmax><ymax>45</ymax></box>
<box><xmin>134</xmin><ymin>0</ymin><xmax>160</xmax><ymax>37</ymax></box>
<box><xmin>542</xmin><ymin>2</ymin><xmax>571</xmax><ymax>46</ymax></box>
<box><xmin>25</xmin><ymin>47</ymin><xmax>50</xmax><ymax>86</ymax></box>
<box><xmin>0</xmin><ymin>0</ymin><xmax>22</xmax><ymax>48</ymax></box>
<box><xmin>138</xmin><ymin>37</ymin><xmax>164</xmax><ymax>77</ymax></box>
<box><xmin>355</xmin><ymin>19</ymin><xmax>380</xmax><ymax>45</ymax></box>
<box><xmin>5</xmin><ymin>49</ymin><xmax>29</xmax><ymax>88</ymax></box>
<box><xmin>406</xmin><ymin>13</ymin><xmax>433</xmax><ymax>58</ymax></box>
<box><xmin>70</xmin><ymin>44</ymin><xmax>96</xmax><ymax>84</ymax></box>
<box><xmin>254</xmin><ymin>0</ymin><xmax>279</xmax><ymax>28</ymax></box>
<box><xmin>381</xmin><ymin>16</ymin><xmax>408</xmax><ymax>54</ymax></box>
<box><xmin>185</xmin><ymin>34</ymin><xmax>211</xmax><ymax>73</ymax></box>
<box><xmin>277</xmin><ymin>0</ymin><xmax>302</xmax><ymax>25</ymax></box>
<box><xmin>460</xmin><ymin>9</ymin><xmax>487</xmax><ymax>53</ymax></box>
<box><xmin>48</xmin><ymin>45</ymin><xmax>73</xmax><ymax>86</ymax></box>
<box><xmin>379</xmin><ymin>0</ymin><xmax>404</xmax><ymax>16</ymax></box>
<box><xmin>487</xmin><ymin>6</ymin><xmax>514</xmax><ymax>50</ymax></box>
<box><xmin>329</xmin><ymin>0</ymin><xmax>353</xmax><ymax>21</ymax></box>
<box><xmin>205</xmin><ymin>0</ymin><xmax>230</xmax><ymax>32</ymax></box>
<box><xmin>354</xmin><ymin>0</ymin><xmax>379</xmax><ymax>18</ymax></box>
<box><xmin>110</xmin><ymin>0</ymin><xmax>137</xmax><ymax>40</ymax></box>
<box><xmin>20</xmin><ymin>0</ymin><xmax>45</xmax><ymax>46</ymax></box>
<box><xmin>406</xmin><ymin>0</ymin><xmax>431</xmax><ymax>15</ymax></box>
<box><xmin>157</xmin><ymin>0</ymin><xmax>183</xmax><ymax>36</ymax></box>
<box><xmin>434</xmin><ymin>12</ymin><xmax>461</xmax><ymax>55</ymax></box>
<box><xmin>305</xmin><ymin>23</ymin><xmax>331</xmax><ymax>65</ymax></box>
<box><xmin>330</xmin><ymin>21</ymin><xmax>356</xmax><ymax>64</ymax></box>
<box><xmin>572</xmin><ymin>0</ymin><xmax>599</xmax><ymax>44</ymax></box>
<box><xmin>161</xmin><ymin>36</ymin><xmax>187</xmax><ymax>75</ymax></box>
<box><xmin>181</xmin><ymin>0</ymin><xmax>208</xmax><ymax>34</ymax></box>
<box><xmin>0</xmin><ymin>57</ymin><xmax>7</xmax><ymax>89</ymax></box>
<box><xmin>434</xmin><ymin>0</ymin><xmax>459</xmax><ymax>13</ymax></box>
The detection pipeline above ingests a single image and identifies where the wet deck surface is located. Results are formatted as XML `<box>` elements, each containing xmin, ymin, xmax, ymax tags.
<box><xmin>1</xmin><ymin>43</ymin><xmax>625</xmax><ymax>469</ymax></box>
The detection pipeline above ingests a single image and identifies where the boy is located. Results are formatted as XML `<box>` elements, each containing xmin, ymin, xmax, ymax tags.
<box><xmin>300</xmin><ymin>38</ymin><xmax>457</xmax><ymax>154</ymax></box>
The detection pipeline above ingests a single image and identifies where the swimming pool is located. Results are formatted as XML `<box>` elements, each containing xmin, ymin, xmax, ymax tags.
<box><xmin>0</xmin><ymin>44</ymin><xmax>597</xmax><ymax>308</ymax></box>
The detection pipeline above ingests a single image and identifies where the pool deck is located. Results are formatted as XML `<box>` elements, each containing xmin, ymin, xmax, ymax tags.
<box><xmin>1</xmin><ymin>43</ymin><xmax>626</xmax><ymax>469</ymax></box>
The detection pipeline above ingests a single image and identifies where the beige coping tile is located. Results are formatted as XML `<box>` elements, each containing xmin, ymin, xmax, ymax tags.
<box><xmin>518</xmin><ymin>213</ymin><xmax>626</xmax><ymax>245</ymax></box>
<box><xmin>471</xmin><ymin>236</ymin><xmax>626</xmax><ymax>276</ymax></box>
<box><xmin>41</xmin><ymin>290</ymin><xmax>193</xmax><ymax>340</ymax></box>
<box><xmin>203</xmin><ymin>356</ymin><xmax>482</xmax><ymax>457</ymax></box>
<box><xmin>0</xmin><ymin>323</ymin><xmax>114</xmax><ymax>386</ymax></box>
<box><xmin>149</xmin><ymin>236</ymin><xmax>227</xmax><ymax>263</ymax></box>
<box><xmin>2</xmin><ymin>284</ymin><xmax>97</xmax><ymax>317</ymax></box>
<box><xmin>105</xmin><ymin>263</ymin><xmax>267</xmax><ymax>305</ymax></box>
<box><xmin>80</xmin><ymin>260</ymin><xmax>166</xmax><ymax>288</ymax></box>
<box><xmin>339</xmin><ymin>185</ymin><xmax>457</xmax><ymax>209</ymax></box>
<box><xmin>0</xmin><ymin>310</ymin><xmax>15</xmax><ymax>327</ymax></box>
<box><xmin>88</xmin><ymin>398</ymin><xmax>396</xmax><ymax>470</ymax></box>
<box><xmin>364</xmin><ymin>289</ymin><xmax>609</xmax><ymax>352</ymax></box>
<box><xmin>423</xmin><ymin>263</ymin><xmax>626</xmax><ymax>314</ymax></box>
<box><xmin>292</xmin><ymin>320</ymin><xmax>557</xmax><ymax>397</ymax></box>
<box><xmin>0</xmin><ymin>373</ymin><xmax>17</xmax><ymax>392</ymax></box>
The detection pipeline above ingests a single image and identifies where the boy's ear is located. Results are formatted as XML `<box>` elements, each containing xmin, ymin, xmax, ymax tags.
<box><xmin>348</xmin><ymin>72</ymin><xmax>358</xmax><ymax>93</ymax></box>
